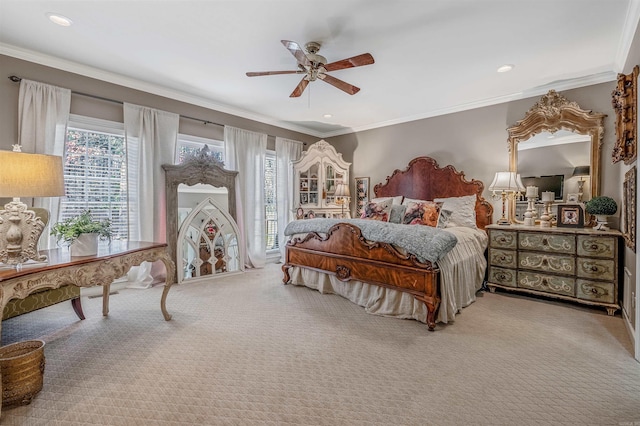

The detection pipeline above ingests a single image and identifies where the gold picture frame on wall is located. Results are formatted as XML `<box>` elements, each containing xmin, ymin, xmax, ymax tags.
<box><xmin>612</xmin><ymin>65</ymin><xmax>638</xmax><ymax>165</ymax></box>
<box><xmin>623</xmin><ymin>166</ymin><xmax>636</xmax><ymax>252</ymax></box>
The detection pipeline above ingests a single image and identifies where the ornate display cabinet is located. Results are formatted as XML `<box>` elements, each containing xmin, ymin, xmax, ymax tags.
<box><xmin>486</xmin><ymin>224</ymin><xmax>622</xmax><ymax>315</ymax></box>
<box><xmin>293</xmin><ymin>140</ymin><xmax>351</xmax><ymax>218</ymax></box>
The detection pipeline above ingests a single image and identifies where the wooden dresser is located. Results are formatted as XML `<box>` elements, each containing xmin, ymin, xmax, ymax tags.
<box><xmin>486</xmin><ymin>224</ymin><xmax>622</xmax><ymax>315</ymax></box>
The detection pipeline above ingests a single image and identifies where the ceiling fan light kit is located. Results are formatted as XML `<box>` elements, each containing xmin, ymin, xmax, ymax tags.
<box><xmin>246</xmin><ymin>40</ymin><xmax>374</xmax><ymax>97</ymax></box>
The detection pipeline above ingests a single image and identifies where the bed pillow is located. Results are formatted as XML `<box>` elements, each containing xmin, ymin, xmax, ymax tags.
<box><xmin>401</xmin><ymin>200</ymin><xmax>443</xmax><ymax>227</ymax></box>
<box><xmin>361</xmin><ymin>199</ymin><xmax>393</xmax><ymax>222</ymax></box>
<box><xmin>433</xmin><ymin>194</ymin><xmax>478</xmax><ymax>229</ymax></box>
<box><xmin>371</xmin><ymin>196</ymin><xmax>403</xmax><ymax>205</ymax></box>
<box><xmin>388</xmin><ymin>204</ymin><xmax>407</xmax><ymax>224</ymax></box>
<box><xmin>437</xmin><ymin>209</ymin><xmax>453</xmax><ymax>228</ymax></box>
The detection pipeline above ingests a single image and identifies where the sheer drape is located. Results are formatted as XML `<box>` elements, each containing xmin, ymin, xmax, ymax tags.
<box><xmin>124</xmin><ymin>103</ymin><xmax>179</xmax><ymax>287</ymax></box>
<box><xmin>275</xmin><ymin>137</ymin><xmax>303</xmax><ymax>261</ymax></box>
<box><xmin>17</xmin><ymin>79</ymin><xmax>71</xmax><ymax>250</ymax></box>
<box><xmin>224</xmin><ymin>126</ymin><xmax>267</xmax><ymax>268</ymax></box>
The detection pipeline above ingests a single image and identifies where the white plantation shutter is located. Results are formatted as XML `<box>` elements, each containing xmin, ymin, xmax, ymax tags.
<box><xmin>59</xmin><ymin>116</ymin><xmax>129</xmax><ymax>241</ymax></box>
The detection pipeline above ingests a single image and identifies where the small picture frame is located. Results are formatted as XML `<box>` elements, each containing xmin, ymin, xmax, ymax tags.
<box><xmin>557</xmin><ymin>204</ymin><xmax>584</xmax><ymax>228</ymax></box>
<box><xmin>296</xmin><ymin>207</ymin><xmax>304</xmax><ymax>220</ymax></box>
<box><xmin>307</xmin><ymin>210</ymin><xmax>316</xmax><ymax>219</ymax></box>
<box><xmin>566</xmin><ymin>193</ymin><xmax>579</xmax><ymax>203</ymax></box>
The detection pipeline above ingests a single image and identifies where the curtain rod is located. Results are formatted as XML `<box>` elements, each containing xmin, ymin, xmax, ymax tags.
<box><xmin>8</xmin><ymin>75</ymin><xmax>298</xmax><ymax>143</ymax></box>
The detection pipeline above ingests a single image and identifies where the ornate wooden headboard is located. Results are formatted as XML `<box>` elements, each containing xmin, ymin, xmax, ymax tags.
<box><xmin>373</xmin><ymin>156</ymin><xmax>493</xmax><ymax>230</ymax></box>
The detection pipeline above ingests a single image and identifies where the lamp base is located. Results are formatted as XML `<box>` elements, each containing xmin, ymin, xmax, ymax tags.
<box><xmin>0</xmin><ymin>200</ymin><xmax>47</xmax><ymax>266</ymax></box>
<box><xmin>496</xmin><ymin>217</ymin><xmax>511</xmax><ymax>226</ymax></box>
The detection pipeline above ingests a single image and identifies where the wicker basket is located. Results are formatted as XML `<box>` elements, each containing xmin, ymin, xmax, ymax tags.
<box><xmin>0</xmin><ymin>340</ymin><xmax>46</xmax><ymax>407</ymax></box>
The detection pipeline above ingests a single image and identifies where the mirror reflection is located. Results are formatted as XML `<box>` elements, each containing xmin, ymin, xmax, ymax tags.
<box><xmin>177</xmin><ymin>184</ymin><xmax>241</xmax><ymax>283</ymax></box>
<box><xmin>507</xmin><ymin>90</ymin><xmax>606</xmax><ymax>224</ymax></box>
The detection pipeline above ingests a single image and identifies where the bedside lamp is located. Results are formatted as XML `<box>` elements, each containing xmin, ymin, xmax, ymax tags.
<box><xmin>333</xmin><ymin>182</ymin><xmax>351</xmax><ymax>218</ymax></box>
<box><xmin>572</xmin><ymin>165</ymin><xmax>590</xmax><ymax>201</ymax></box>
<box><xmin>489</xmin><ymin>171</ymin><xmax>522</xmax><ymax>225</ymax></box>
<box><xmin>0</xmin><ymin>147</ymin><xmax>65</xmax><ymax>266</ymax></box>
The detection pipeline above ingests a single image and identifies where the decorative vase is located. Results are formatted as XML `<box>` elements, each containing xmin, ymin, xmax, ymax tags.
<box><xmin>69</xmin><ymin>233</ymin><xmax>99</xmax><ymax>256</ymax></box>
<box><xmin>593</xmin><ymin>214</ymin><xmax>609</xmax><ymax>231</ymax></box>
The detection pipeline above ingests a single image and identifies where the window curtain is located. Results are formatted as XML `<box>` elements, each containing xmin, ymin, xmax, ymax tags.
<box><xmin>224</xmin><ymin>126</ymin><xmax>267</xmax><ymax>268</ymax></box>
<box><xmin>123</xmin><ymin>103</ymin><xmax>179</xmax><ymax>288</ymax></box>
<box><xmin>275</xmin><ymin>137</ymin><xmax>303</xmax><ymax>261</ymax></box>
<box><xmin>17</xmin><ymin>79</ymin><xmax>71</xmax><ymax>250</ymax></box>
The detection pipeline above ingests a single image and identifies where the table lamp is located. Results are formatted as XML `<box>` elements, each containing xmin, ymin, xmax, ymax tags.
<box><xmin>489</xmin><ymin>171</ymin><xmax>522</xmax><ymax>225</ymax></box>
<box><xmin>0</xmin><ymin>147</ymin><xmax>65</xmax><ymax>266</ymax></box>
<box><xmin>333</xmin><ymin>182</ymin><xmax>351</xmax><ymax>218</ymax></box>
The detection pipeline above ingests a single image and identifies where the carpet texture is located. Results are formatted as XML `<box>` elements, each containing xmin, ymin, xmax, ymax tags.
<box><xmin>1</xmin><ymin>263</ymin><xmax>639</xmax><ymax>425</ymax></box>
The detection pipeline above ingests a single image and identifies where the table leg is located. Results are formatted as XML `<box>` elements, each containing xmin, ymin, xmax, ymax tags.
<box><xmin>102</xmin><ymin>283</ymin><xmax>111</xmax><ymax>316</ymax></box>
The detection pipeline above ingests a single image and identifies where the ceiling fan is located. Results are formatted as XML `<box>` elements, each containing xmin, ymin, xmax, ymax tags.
<box><xmin>246</xmin><ymin>40</ymin><xmax>374</xmax><ymax>98</ymax></box>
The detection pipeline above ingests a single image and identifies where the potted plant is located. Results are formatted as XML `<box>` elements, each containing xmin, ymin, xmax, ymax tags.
<box><xmin>50</xmin><ymin>210</ymin><xmax>112</xmax><ymax>256</ymax></box>
<box><xmin>584</xmin><ymin>196</ymin><xmax>617</xmax><ymax>231</ymax></box>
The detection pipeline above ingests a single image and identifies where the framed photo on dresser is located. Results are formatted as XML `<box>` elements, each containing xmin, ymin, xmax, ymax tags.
<box><xmin>557</xmin><ymin>204</ymin><xmax>584</xmax><ymax>228</ymax></box>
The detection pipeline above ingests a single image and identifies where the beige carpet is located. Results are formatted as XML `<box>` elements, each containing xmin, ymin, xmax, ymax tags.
<box><xmin>1</xmin><ymin>263</ymin><xmax>639</xmax><ymax>425</ymax></box>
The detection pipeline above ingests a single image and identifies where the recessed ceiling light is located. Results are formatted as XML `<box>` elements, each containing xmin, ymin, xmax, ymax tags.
<box><xmin>323</xmin><ymin>114</ymin><xmax>332</xmax><ymax>118</ymax></box>
<box><xmin>46</xmin><ymin>13</ymin><xmax>73</xmax><ymax>27</ymax></box>
<box><xmin>497</xmin><ymin>64</ymin><xmax>514</xmax><ymax>73</ymax></box>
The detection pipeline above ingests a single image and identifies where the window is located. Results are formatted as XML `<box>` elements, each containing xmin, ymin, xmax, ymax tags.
<box><xmin>176</xmin><ymin>134</ymin><xmax>224</xmax><ymax>164</ymax></box>
<box><xmin>60</xmin><ymin>115</ymin><xmax>129</xmax><ymax>240</ymax></box>
<box><xmin>265</xmin><ymin>151</ymin><xmax>278</xmax><ymax>251</ymax></box>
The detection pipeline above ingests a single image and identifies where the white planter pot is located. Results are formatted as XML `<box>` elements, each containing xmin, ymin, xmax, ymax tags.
<box><xmin>70</xmin><ymin>233</ymin><xmax>99</xmax><ymax>256</ymax></box>
<box><xmin>593</xmin><ymin>214</ymin><xmax>610</xmax><ymax>231</ymax></box>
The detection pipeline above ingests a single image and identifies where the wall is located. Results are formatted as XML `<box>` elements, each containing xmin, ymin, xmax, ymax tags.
<box><xmin>0</xmin><ymin>54</ymin><xmax>319</xmax><ymax>152</ymax></box>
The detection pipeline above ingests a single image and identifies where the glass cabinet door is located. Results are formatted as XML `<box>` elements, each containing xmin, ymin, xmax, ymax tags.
<box><xmin>324</xmin><ymin>164</ymin><xmax>346</xmax><ymax>205</ymax></box>
<box><xmin>299</xmin><ymin>162</ymin><xmax>320</xmax><ymax>206</ymax></box>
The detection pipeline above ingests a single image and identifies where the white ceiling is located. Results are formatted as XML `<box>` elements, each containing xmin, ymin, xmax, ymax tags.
<box><xmin>1</xmin><ymin>1</ymin><xmax>639</xmax><ymax>138</ymax></box>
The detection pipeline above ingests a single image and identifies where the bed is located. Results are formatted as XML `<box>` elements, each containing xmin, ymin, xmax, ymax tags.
<box><xmin>282</xmin><ymin>156</ymin><xmax>493</xmax><ymax>331</ymax></box>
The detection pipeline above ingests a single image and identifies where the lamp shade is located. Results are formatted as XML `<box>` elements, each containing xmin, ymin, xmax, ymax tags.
<box><xmin>488</xmin><ymin>171</ymin><xmax>520</xmax><ymax>192</ymax></box>
<box><xmin>333</xmin><ymin>182</ymin><xmax>350</xmax><ymax>198</ymax></box>
<box><xmin>0</xmin><ymin>150</ymin><xmax>65</xmax><ymax>197</ymax></box>
<box><xmin>572</xmin><ymin>165</ymin><xmax>590</xmax><ymax>177</ymax></box>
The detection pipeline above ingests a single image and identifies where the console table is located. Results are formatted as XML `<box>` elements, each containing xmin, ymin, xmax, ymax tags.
<box><xmin>0</xmin><ymin>241</ymin><xmax>176</xmax><ymax>336</ymax></box>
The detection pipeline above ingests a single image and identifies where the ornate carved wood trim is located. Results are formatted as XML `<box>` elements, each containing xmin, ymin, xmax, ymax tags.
<box><xmin>373</xmin><ymin>156</ymin><xmax>493</xmax><ymax>229</ymax></box>
<box><xmin>507</xmin><ymin>90</ymin><xmax>606</xmax><ymax>224</ymax></box>
<box><xmin>612</xmin><ymin>65</ymin><xmax>638</xmax><ymax>165</ymax></box>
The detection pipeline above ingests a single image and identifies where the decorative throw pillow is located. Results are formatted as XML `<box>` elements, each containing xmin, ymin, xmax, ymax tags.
<box><xmin>361</xmin><ymin>199</ymin><xmax>393</xmax><ymax>222</ymax></box>
<box><xmin>388</xmin><ymin>204</ymin><xmax>407</xmax><ymax>224</ymax></box>
<box><xmin>433</xmin><ymin>194</ymin><xmax>478</xmax><ymax>228</ymax></box>
<box><xmin>437</xmin><ymin>209</ymin><xmax>453</xmax><ymax>228</ymax></box>
<box><xmin>371</xmin><ymin>195</ymin><xmax>404</xmax><ymax>205</ymax></box>
<box><xmin>402</xmin><ymin>200</ymin><xmax>443</xmax><ymax>227</ymax></box>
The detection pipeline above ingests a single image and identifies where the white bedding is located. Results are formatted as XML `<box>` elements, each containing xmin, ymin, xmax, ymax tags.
<box><xmin>287</xmin><ymin>226</ymin><xmax>488</xmax><ymax>324</ymax></box>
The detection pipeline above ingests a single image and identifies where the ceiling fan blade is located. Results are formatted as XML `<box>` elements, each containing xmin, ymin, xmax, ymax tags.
<box><xmin>281</xmin><ymin>40</ymin><xmax>311</xmax><ymax>66</ymax></box>
<box><xmin>246</xmin><ymin>70</ymin><xmax>303</xmax><ymax>77</ymax></box>
<box><xmin>319</xmin><ymin>74</ymin><xmax>360</xmax><ymax>95</ymax></box>
<box><xmin>324</xmin><ymin>53</ymin><xmax>374</xmax><ymax>72</ymax></box>
<box><xmin>290</xmin><ymin>77</ymin><xmax>310</xmax><ymax>98</ymax></box>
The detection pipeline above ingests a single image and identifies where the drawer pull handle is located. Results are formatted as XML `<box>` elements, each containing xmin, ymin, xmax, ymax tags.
<box><xmin>542</xmin><ymin>259</ymin><xmax>548</xmax><ymax>266</ymax></box>
<box><xmin>542</xmin><ymin>238</ymin><xmax>548</xmax><ymax>246</ymax></box>
<box><xmin>591</xmin><ymin>266</ymin><xmax>599</xmax><ymax>272</ymax></box>
<box><xmin>591</xmin><ymin>244</ymin><xmax>598</xmax><ymax>250</ymax></box>
<box><xmin>591</xmin><ymin>288</ymin><xmax>599</xmax><ymax>294</ymax></box>
<box><xmin>541</xmin><ymin>279</ymin><xmax>548</xmax><ymax>286</ymax></box>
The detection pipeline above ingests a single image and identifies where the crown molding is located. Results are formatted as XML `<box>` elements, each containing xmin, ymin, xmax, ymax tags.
<box><xmin>0</xmin><ymin>43</ymin><xmax>323</xmax><ymax>139</ymax></box>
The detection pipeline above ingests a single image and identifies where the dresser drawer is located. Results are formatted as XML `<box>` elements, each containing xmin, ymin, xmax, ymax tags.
<box><xmin>488</xmin><ymin>266</ymin><xmax>517</xmax><ymax>287</ymax></box>
<box><xmin>519</xmin><ymin>252</ymin><xmax>575</xmax><ymax>275</ymax></box>
<box><xmin>576</xmin><ymin>279</ymin><xmax>616</xmax><ymax>304</ymax></box>
<box><xmin>576</xmin><ymin>236</ymin><xmax>617</xmax><ymax>259</ymax></box>
<box><xmin>519</xmin><ymin>232</ymin><xmax>575</xmax><ymax>254</ymax></box>
<box><xmin>489</xmin><ymin>248</ymin><xmax>517</xmax><ymax>268</ymax></box>
<box><xmin>518</xmin><ymin>271</ymin><xmax>575</xmax><ymax>296</ymax></box>
<box><xmin>576</xmin><ymin>258</ymin><xmax>615</xmax><ymax>281</ymax></box>
<box><xmin>489</xmin><ymin>230</ymin><xmax>517</xmax><ymax>249</ymax></box>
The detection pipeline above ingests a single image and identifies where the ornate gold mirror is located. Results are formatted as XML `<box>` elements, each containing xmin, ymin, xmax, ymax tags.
<box><xmin>508</xmin><ymin>90</ymin><xmax>606</xmax><ymax>224</ymax></box>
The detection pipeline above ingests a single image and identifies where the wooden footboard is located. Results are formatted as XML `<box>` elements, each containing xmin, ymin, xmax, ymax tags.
<box><xmin>282</xmin><ymin>222</ymin><xmax>441</xmax><ymax>331</ymax></box>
